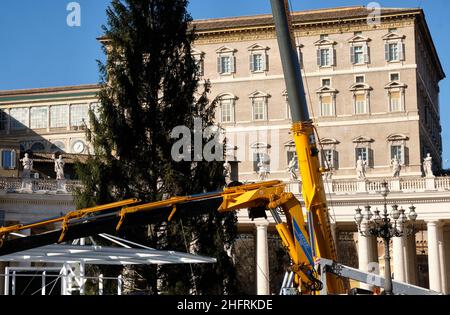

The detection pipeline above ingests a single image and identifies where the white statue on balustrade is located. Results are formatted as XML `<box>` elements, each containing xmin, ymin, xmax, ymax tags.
<box><xmin>287</xmin><ymin>155</ymin><xmax>298</xmax><ymax>181</ymax></box>
<box><xmin>53</xmin><ymin>154</ymin><xmax>67</xmax><ymax>192</ymax></box>
<box><xmin>423</xmin><ymin>153</ymin><xmax>434</xmax><ymax>178</ymax></box>
<box><xmin>52</xmin><ymin>154</ymin><xmax>65</xmax><ymax>180</ymax></box>
<box><xmin>391</xmin><ymin>156</ymin><xmax>401</xmax><ymax>178</ymax></box>
<box><xmin>19</xmin><ymin>153</ymin><xmax>34</xmax><ymax>191</ymax></box>
<box><xmin>20</xmin><ymin>153</ymin><xmax>33</xmax><ymax>179</ymax></box>
<box><xmin>356</xmin><ymin>156</ymin><xmax>367</xmax><ymax>180</ymax></box>
<box><xmin>257</xmin><ymin>155</ymin><xmax>270</xmax><ymax>182</ymax></box>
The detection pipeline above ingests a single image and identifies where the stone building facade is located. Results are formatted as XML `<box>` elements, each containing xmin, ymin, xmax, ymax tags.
<box><xmin>192</xmin><ymin>6</ymin><xmax>444</xmax><ymax>182</ymax></box>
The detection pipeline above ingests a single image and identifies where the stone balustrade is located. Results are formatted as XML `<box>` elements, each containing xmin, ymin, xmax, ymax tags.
<box><xmin>285</xmin><ymin>176</ymin><xmax>450</xmax><ymax>195</ymax></box>
<box><xmin>0</xmin><ymin>177</ymin><xmax>83</xmax><ymax>194</ymax></box>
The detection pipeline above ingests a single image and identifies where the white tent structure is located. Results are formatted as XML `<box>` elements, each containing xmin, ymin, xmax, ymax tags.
<box><xmin>0</xmin><ymin>233</ymin><xmax>216</xmax><ymax>295</ymax></box>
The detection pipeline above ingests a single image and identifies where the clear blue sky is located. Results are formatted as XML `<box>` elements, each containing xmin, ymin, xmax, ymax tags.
<box><xmin>0</xmin><ymin>0</ymin><xmax>448</xmax><ymax>168</ymax></box>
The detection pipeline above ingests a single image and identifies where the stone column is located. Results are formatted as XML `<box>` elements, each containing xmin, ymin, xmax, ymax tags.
<box><xmin>427</xmin><ymin>221</ymin><xmax>442</xmax><ymax>292</ymax></box>
<box><xmin>393</xmin><ymin>235</ymin><xmax>406</xmax><ymax>282</ymax></box>
<box><xmin>438</xmin><ymin>225</ymin><xmax>448</xmax><ymax>294</ymax></box>
<box><xmin>358</xmin><ymin>223</ymin><xmax>375</xmax><ymax>290</ymax></box>
<box><xmin>405</xmin><ymin>234</ymin><xmax>418</xmax><ymax>285</ymax></box>
<box><xmin>255</xmin><ymin>219</ymin><xmax>270</xmax><ymax>295</ymax></box>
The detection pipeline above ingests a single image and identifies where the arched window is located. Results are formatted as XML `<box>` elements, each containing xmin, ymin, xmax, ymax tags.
<box><xmin>249</xmin><ymin>91</ymin><xmax>270</xmax><ymax>121</ymax></box>
<box><xmin>30</xmin><ymin>142</ymin><xmax>46</xmax><ymax>152</ymax></box>
<box><xmin>216</xmin><ymin>93</ymin><xmax>236</xmax><ymax>123</ymax></box>
<box><xmin>349</xmin><ymin>83</ymin><xmax>372</xmax><ymax>115</ymax></box>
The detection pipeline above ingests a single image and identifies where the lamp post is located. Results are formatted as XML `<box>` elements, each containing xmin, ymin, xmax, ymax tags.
<box><xmin>354</xmin><ymin>180</ymin><xmax>417</xmax><ymax>295</ymax></box>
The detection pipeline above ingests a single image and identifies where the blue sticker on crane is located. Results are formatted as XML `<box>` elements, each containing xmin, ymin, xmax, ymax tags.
<box><xmin>293</xmin><ymin>219</ymin><xmax>314</xmax><ymax>265</ymax></box>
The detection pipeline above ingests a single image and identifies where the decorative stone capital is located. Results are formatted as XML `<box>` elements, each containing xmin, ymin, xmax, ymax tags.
<box><xmin>254</xmin><ymin>218</ymin><xmax>270</xmax><ymax>228</ymax></box>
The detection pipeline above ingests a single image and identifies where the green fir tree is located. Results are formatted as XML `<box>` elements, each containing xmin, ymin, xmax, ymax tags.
<box><xmin>75</xmin><ymin>0</ymin><xmax>237</xmax><ymax>295</ymax></box>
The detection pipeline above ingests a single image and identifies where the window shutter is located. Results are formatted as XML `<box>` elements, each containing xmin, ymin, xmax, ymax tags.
<box><xmin>350</xmin><ymin>46</ymin><xmax>355</xmax><ymax>64</ymax></box>
<box><xmin>10</xmin><ymin>151</ymin><xmax>16</xmax><ymax>169</ymax></box>
<box><xmin>399</xmin><ymin>42</ymin><xmax>405</xmax><ymax>61</ymax></box>
<box><xmin>249</xmin><ymin>54</ymin><xmax>254</xmax><ymax>72</ymax></box>
<box><xmin>384</xmin><ymin>43</ymin><xmax>389</xmax><ymax>61</ymax></box>
<box><xmin>368</xmin><ymin>148</ymin><xmax>374</xmax><ymax>168</ymax></box>
<box><xmin>317</xmin><ymin>49</ymin><xmax>321</xmax><ymax>66</ymax></box>
<box><xmin>231</xmin><ymin>56</ymin><xmax>236</xmax><ymax>73</ymax></box>
<box><xmin>264</xmin><ymin>53</ymin><xmax>269</xmax><ymax>71</ymax></box>
<box><xmin>0</xmin><ymin>150</ymin><xmax>3</xmax><ymax>169</ymax></box>
<box><xmin>333</xmin><ymin>150</ymin><xmax>339</xmax><ymax>170</ymax></box>
<box><xmin>217</xmin><ymin>57</ymin><xmax>222</xmax><ymax>74</ymax></box>
<box><xmin>331</xmin><ymin>48</ymin><xmax>336</xmax><ymax>66</ymax></box>
<box><xmin>404</xmin><ymin>146</ymin><xmax>409</xmax><ymax>166</ymax></box>
<box><xmin>354</xmin><ymin>148</ymin><xmax>359</xmax><ymax>165</ymax></box>
<box><xmin>363</xmin><ymin>45</ymin><xmax>370</xmax><ymax>63</ymax></box>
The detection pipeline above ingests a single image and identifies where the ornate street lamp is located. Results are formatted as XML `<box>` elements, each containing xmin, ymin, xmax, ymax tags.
<box><xmin>354</xmin><ymin>180</ymin><xmax>417</xmax><ymax>295</ymax></box>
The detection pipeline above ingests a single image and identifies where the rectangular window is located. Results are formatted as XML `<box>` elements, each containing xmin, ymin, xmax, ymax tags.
<box><xmin>355</xmin><ymin>75</ymin><xmax>365</xmax><ymax>83</ymax></box>
<box><xmin>391</xmin><ymin>145</ymin><xmax>404</xmax><ymax>164</ymax></box>
<box><xmin>320</xmin><ymin>34</ymin><xmax>329</xmax><ymax>40</ymax></box>
<box><xmin>252</xmin><ymin>54</ymin><xmax>263</xmax><ymax>72</ymax></box>
<box><xmin>321</xmin><ymin>95</ymin><xmax>333</xmax><ymax>117</ymax></box>
<box><xmin>253</xmin><ymin>152</ymin><xmax>265</xmax><ymax>172</ymax></box>
<box><xmin>322</xmin><ymin>78</ymin><xmax>331</xmax><ymax>87</ymax></box>
<box><xmin>320</xmin><ymin>48</ymin><xmax>331</xmax><ymax>67</ymax></box>
<box><xmin>253</xmin><ymin>99</ymin><xmax>265</xmax><ymax>121</ymax></box>
<box><xmin>0</xmin><ymin>110</ymin><xmax>7</xmax><ymax>131</ymax></box>
<box><xmin>322</xmin><ymin>149</ymin><xmax>338</xmax><ymax>169</ymax></box>
<box><xmin>50</xmin><ymin>105</ymin><xmax>69</xmax><ymax>128</ymax></box>
<box><xmin>220</xmin><ymin>56</ymin><xmax>231</xmax><ymax>74</ymax></box>
<box><xmin>355</xmin><ymin>147</ymin><xmax>369</xmax><ymax>162</ymax></box>
<box><xmin>10</xmin><ymin>108</ymin><xmax>29</xmax><ymax>130</ymax></box>
<box><xmin>195</xmin><ymin>58</ymin><xmax>204</xmax><ymax>76</ymax></box>
<box><xmin>390</xmin><ymin>73</ymin><xmax>400</xmax><ymax>81</ymax></box>
<box><xmin>355</xmin><ymin>94</ymin><xmax>367</xmax><ymax>114</ymax></box>
<box><xmin>70</xmin><ymin>104</ymin><xmax>89</xmax><ymax>127</ymax></box>
<box><xmin>354</xmin><ymin>46</ymin><xmax>364</xmax><ymax>64</ymax></box>
<box><xmin>388</xmin><ymin>43</ymin><xmax>399</xmax><ymax>61</ymax></box>
<box><xmin>390</xmin><ymin>91</ymin><xmax>401</xmax><ymax>112</ymax></box>
<box><xmin>287</xmin><ymin>151</ymin><xmax>298</xmax><ymax>170</ymax></box>
<box><xmin>30</xmin><ymin>107</ymin><xmax>48</xmax><ymax>129</ymax></box>
<box><xmin>1</xmin><ymin>150</ymin><xmax>16</xmax><ymax>169</ymax></box>
<box><xmin>221</xmin><ymin>100</ymin><xmax>233</xmax><ymax>123</ymax></box>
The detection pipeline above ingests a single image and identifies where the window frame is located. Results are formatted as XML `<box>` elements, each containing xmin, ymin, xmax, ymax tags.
<box><xmin>30</xmin><ymin>106</ymin><xmax>48</xmax><ymax>130</ymax></box>
<box><xmin>0</xmin><ymin>150</ymin><xmax>16</xmax><ymax>170</ymax></box>
<box><xmin>219</xmin><ymin>97</ymin><xmax>235</xmax><ymax>123</ymax></box>
<box><xmin>50</xmin><ymin>105</ymin><xmax>69</xmax><ymax>129</ymax></box>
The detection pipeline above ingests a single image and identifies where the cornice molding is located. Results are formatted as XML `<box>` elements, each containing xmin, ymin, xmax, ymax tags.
<box><xmin>195</xmin><ymin>17</ymin><xmax>416</xmax><ymax>45</ymax></box>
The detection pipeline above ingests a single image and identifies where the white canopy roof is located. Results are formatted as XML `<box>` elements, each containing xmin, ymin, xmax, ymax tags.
<box><xmin>0</xmin><ymin>244</ymin><xmax>216</xmax><ymax>265</ymax></box>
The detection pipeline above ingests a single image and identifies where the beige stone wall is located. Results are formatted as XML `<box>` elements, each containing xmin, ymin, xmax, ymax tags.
<box><xmin>194</xmin><ymin>15</ymin><xmax>443</xmax><ymax>180</ymax></box>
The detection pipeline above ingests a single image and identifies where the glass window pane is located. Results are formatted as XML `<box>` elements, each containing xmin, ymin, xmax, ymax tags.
<box><xmin>253</xmin><ymin>99</ymin><xmax>265</xmax><ymax>120</ymax></box>
<box><xmin>354</xmin><ymin>46</ymin><xmax>363</xmax><ymax>63</ymax></box>
<box><xmin>221</xmin><ymin>56</ymin><xmax>231</xmax><ymax>73</ymax></box>
<box><xmin>320</xmin><ymin>49</ymin><xmax>330</xmax><ymax>66</ymax></box>
<box><xmin>356</xmin><ymin>148</ymin><xmax>368</xmax><ymax>161</ymax></box>
<box><xmin>70</xmin><ymin>104</ymin><xmax>89</xmax><ymax>127</ymax></box>
<box><xmin>221</xmin><ymin>100</ymin><xmax>232</xmax><ymax>122</ymax></box>
<box><xmin>390</xmin><ymin>92</ymin><xmax>401</xmax><ymax>112</ymax></box>
<box><xmin>50</xmin><ymin>105</ymin><xmax>69</xmax><ymax>128</ymax></box>
<box><xmin>253</xmin><ymin>54</ymin><xmax>263</xmax><ymax>71</ymax></box>
<box><xmin>30</xmin><ymin>107</ymin><xmax>48</xmax><ymax>129</ymax></box>
<box><xmin>10</xmin><ymin>108</ymin><xmax>29</xmax><ymax>130</ymax></box>
<box><xmin>389</xmin><ymin>43</ymin><xmax>398</xmax><ymax>61</ymax></box>
<box><xmin>2</xmin><ymin>151</ymin><xmax>13</xmax><ymax>169</ymax></box>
